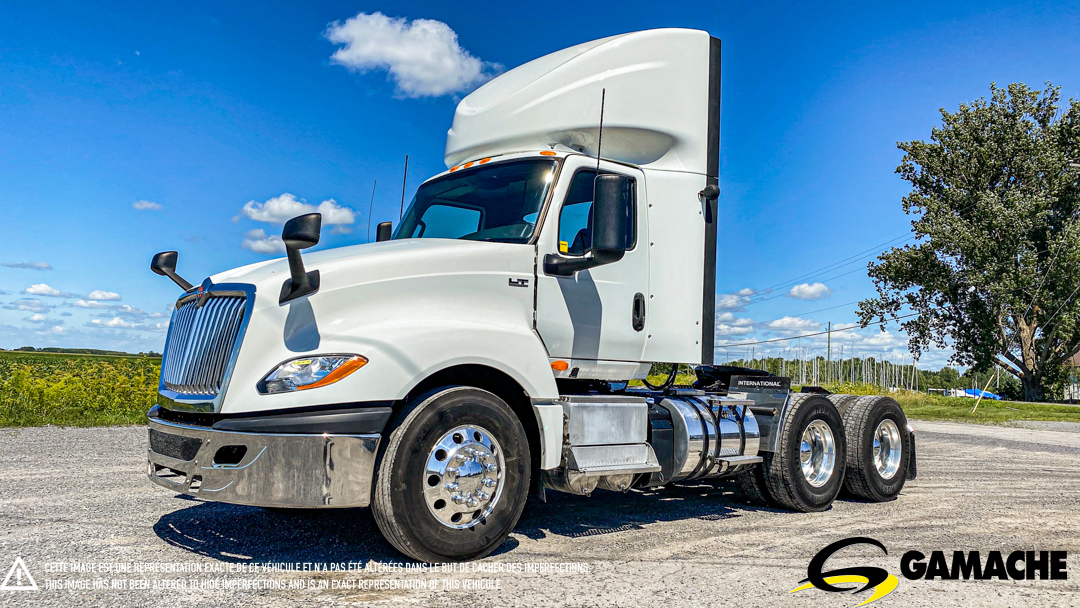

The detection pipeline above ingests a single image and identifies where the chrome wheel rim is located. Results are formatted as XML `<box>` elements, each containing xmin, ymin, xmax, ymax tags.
<box><xmin>873</xmin><ymin>419</ymin><xmax>903</xmax><ymax>480</ymax></box>
<box><xmin>800</xmin><ymin>419</ymin><xmax>837</xmax><ymax>488</ymax></box>
<box><xmin>423</xmin><ymin>425</ymin><xmax>505</xmax><ymax>529</ymax></box>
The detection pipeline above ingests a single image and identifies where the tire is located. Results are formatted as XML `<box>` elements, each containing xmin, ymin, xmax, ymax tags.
<box><xmin>834</xmin><ymin>395</ymin><xmax>911</xmax><ymax>502</ymax></box>
<box><xmin>371</xmin><ymin>387</ymin><xmax>531</xmax><ymax>563</ymax></box>
<box><xmin>826</xmin><ymin>394</ymin><xmax>861</xmax><ymax>418</ymax></box>
<box><xmin>760</xmin><ymin>394</ymin><xmax>846</xmax><ymax>512</ymax></box>
<box><xmin>734</xmin><ymin>465</ymin><xmax>775</xmax><ymax>507</ymax></box>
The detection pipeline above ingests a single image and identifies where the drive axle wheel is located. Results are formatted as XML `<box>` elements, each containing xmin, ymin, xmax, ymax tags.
<box><xmin>833</xmin><ymin>395</ymin><xmax>911</xmax><ymax>502</ymax></box>
<box><xmin>760</xmin><ymin>394</ymin><xmax>846</xmax><ymax>512</ymax></box>
<box><xmin>371</xmin><ymin>387</ymin><xmax>530</xmax><ymax>563</ymax></box>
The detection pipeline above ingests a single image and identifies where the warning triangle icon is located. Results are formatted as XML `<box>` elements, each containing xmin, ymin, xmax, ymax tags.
<box><xmin>1</xmin><ymin>557</ymin><xmax>38</xmax><ymax>591</ymax></box>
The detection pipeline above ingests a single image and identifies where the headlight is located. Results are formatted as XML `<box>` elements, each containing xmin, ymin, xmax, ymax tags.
<box><xmin>258</xmin><ymin>355</ymin><xmax>367</xmax><ymax>394</ymax></box>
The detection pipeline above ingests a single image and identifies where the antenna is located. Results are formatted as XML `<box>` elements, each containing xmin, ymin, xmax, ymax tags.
<box><xmin>596</xmin><ymin>88</ymin><xmax>606</xmax><ymax>172</ymax></box>
<box><xmin>366</xmin><ymin>180</ymin><xmax>377</xmax><ymax>243</ymax></box>
<box><xmin>399</xmin><ymin>154</ymin><xmax>409</xmax><ymax>220</ymax></box>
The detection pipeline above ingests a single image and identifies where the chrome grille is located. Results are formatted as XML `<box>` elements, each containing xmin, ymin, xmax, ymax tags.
<box><xmin>161</xmin><ymin>294</ymin><xmax>247</xmax><ymax>396</ymax></box>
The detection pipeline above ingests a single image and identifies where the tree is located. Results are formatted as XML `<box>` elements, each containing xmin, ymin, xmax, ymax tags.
<box><xmin>859</xmin><ymin>83</ymin><xmax>1080</xmax><ymax>401</ymax></box>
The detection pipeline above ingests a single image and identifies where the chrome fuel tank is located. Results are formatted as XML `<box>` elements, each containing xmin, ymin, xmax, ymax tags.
<box><xmin>650</xmin><ymin>394</ymin><xmax>760</xmax><ymax>484</ymax></box>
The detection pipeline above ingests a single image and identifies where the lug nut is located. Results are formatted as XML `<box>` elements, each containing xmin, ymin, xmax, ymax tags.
<box><xmin>444</xmin><ymin>482</ymin><xmax>459</xmax><ymax>491</ymax></box>
<box><xmin>475</xmin><ymin>490</ymin><xmax>489</xmax><ymax>500</ymax></box>
<box><xmin>484</xmin><ymin>463</ymin><xmax>497</xmax><ymax>472</ymax></box>
<box><xmin>451</xmin><ymin>493</ymin><xmax>465</xmax><ymax>504</ymax></box>
<box><xmin>481</xmin><ymin>478</ymin><xmax>496</xmax><ymax>487</ymax></box>
<box><xmin>466</xmin><ymin>497</ymin><xmax>479</xmax><ymax>507</ymax></box>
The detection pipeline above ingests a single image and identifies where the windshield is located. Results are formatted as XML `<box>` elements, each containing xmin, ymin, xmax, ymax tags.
<box><xmin>394</xmin><ymin>159</ymin><xmax>558</xmax><ymax>244</ymax></box>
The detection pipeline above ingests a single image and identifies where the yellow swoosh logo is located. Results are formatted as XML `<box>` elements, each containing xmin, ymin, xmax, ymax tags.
<box><xmin>790</xmin><ymin>574</ymin><xmax>899</xmax><ymax>606</ymax></box>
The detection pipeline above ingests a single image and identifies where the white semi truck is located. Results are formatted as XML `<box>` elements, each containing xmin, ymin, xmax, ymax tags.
<box><xmin>145</xmin><ymin>28</ymin><xmax>915</xmax><ymax>563</ymax></box>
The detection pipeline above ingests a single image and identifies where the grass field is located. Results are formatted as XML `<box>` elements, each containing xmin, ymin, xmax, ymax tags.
<box><xmin>0</xmin><ymin>350</ymin><xmax>159</xmax><ymax>427</ymax></box>
<box><xmin>633</xmin><ymin>374</ymin><xmax>1080</xmax><ymax>426</ymax></box>
<box><xmin>2</xmin><ymin>353</ymin><xmax>1077</xmax><ymax>428</ymax></box>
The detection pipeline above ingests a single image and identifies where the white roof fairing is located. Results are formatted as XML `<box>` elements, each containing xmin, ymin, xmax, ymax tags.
<box><xmin>445</xmin><ymin>29</ymin><xmax>714</xmax><ymax>174</ymax></box>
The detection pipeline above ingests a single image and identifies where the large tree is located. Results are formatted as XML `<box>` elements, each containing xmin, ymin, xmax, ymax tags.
<box><xmin>859</xmin><ymin>83</ymin><xmax>1080</xmax><ymax>401</ymax></box>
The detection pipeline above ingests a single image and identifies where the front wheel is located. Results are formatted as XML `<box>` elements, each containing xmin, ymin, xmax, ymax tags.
<box><xmin>760</xmin><ymin>394</ymin><xmax>846</xmax><ymax>512</ymax></box>
<box><xmin>371</xmin><ymin>387</ymin><xmax>531</xmax><ymax>562</ymax></box>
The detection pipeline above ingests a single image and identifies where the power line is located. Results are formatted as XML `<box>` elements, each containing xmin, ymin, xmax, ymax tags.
<box><xmin>1038</xmin><ymin>281</ymin><xmax>1080</xmax><ymax>334</ymax></box>
<box><xmin>725</xmin><ymin>195</ymin><xmax>995</xmax><ymax>306</ymax></box>
<box><xmin>742</xmin><ymin>300</ymin><xmax>861</xmax><ymax>328</ymax></box>
<box><xmin>717</xmin><ymin>312</ymin><xmax>920</xmax><ymax>347</ymax></box>
<box><xmin>737</xmin><ymin>233</ymin><xmax>914</xmax><ymax>299</ymax></box>
<box><xmin>739</xmin><ymin>266</ymin><xmax>868</xmax><ymax>308</ymax></box>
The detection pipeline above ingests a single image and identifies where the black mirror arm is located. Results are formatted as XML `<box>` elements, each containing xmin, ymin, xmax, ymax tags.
<box><xmin>543</xmin><ymin>249</ymin><xmax>624</xmax><ymax>277</ymax></box>
<box><xmin>160</xmin><ymin>268</ymin><xmax>194</xmax><ymax>292</ymax></box>
<box><xmin>280</xmin><ymin>248</ymin><xmax>320</xmax><ymax>304</ymax></box>
<box><xmin>150</xmin><ymin>251</ymin><xmax>194</xmax><ymax>292</ymax></box>
<box><xmin>279</xmin><ymin>213</ymin><xmax>323</xmax><ymax>304</ymax></box>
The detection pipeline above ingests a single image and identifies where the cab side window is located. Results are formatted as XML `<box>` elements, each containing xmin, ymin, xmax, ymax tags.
<box><xmin>557</xmin><ymin>171</ymin><xmax>635</xmax><ymax>256</ymax></box>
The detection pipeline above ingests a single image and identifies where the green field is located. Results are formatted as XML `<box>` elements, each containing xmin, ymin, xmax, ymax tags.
<box><xmin>633</xmin><ymin>374</ymin><xmax>1080</xmax><ymax>426</ymax></box>
<box><xmin>2</xmin><ymin>352</ymin><xmax>1077</xmax><ymax>428</ymax></box>
<box><xmin>0</xmin><ymin>350</ymin><xmax>159</xmax><ymax>427</ymax></box>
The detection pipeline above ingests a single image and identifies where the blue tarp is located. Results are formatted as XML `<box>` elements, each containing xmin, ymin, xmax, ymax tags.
<box><xmin>964</xmin><ymin>388</ymin><xmax>1002</xmax><ymax>400</ymax></box>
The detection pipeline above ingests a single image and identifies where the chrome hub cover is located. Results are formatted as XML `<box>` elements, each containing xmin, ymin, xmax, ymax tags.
<box><xmin>423</xmin><ymin>425</ymin><xmax>505</xmax><ymax>529</ymax></box>
<box><xmin>800</xmin><ymin>419</ymin><xmax>837</xmax><ymax>488</ymax></box>
<box><xmin>873</xmin><ymin>419</ymin><xmax>903</xmax><ymax>480</ymax></box>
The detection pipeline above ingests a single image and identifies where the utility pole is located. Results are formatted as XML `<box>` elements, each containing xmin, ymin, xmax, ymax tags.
<box><xmin>826</xmin><ymin>322</ymin><xmax>831</xmax><ymax>384</ymax></box>
<box><xmin>826</xmin><ymin>321</ymin><xmax>831</xmax><ymax>375</ymax></box>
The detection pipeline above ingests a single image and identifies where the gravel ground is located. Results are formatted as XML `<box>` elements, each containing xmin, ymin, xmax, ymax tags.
<box><xmin>1</xmin><ymin>420</ymin><xmax>1077</xmax><ymax>607</ymax></box>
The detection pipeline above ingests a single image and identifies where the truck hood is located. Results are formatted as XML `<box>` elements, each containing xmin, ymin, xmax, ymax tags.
<box><xmin>208</xmin><ymin>238</ymin><xmax>535</xmax><ymax>305</ymax></box>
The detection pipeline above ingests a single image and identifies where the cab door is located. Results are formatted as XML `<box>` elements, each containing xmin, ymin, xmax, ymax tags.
<box><xmin>535</xmin><ymin>157</ymin><xmax>649</xmax><ymax>365</ymax></box>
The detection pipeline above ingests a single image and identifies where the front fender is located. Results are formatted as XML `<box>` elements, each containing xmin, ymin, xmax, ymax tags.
<box><xmin>216</xmin><ymin>242</ymin><xmax>554</xmax><ymax>414</ymax></box>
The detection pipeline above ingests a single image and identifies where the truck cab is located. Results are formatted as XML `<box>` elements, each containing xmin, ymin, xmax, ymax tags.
<box><xmin>145</xmin><ymin>28</ymin><xmax>914</xmax><ymax>563</ymax></box>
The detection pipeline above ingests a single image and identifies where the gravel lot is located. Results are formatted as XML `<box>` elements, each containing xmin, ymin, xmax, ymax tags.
<box><xmin>1</xmin><ymin>420</ymin><xmax>1077</xmax><ymax>607</ymax></box>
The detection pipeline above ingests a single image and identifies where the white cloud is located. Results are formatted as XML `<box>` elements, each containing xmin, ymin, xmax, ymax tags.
<box><xmin>787</xmin><ymin>282</ymin><xmax>834</xmax><ymax>301</ymax></box>
<box><xmin>132</xmin><ymin>200</ymin><xmax>163</xmax><ymax>211</ymax></box>
<box><xmin>3</xmin><ymin>261</ymin><xmax>52</xmax><ymax>270</ymax></box>
<box><xmin>3</xmin><ymin>298</ymin><xmax>51</xmax><ymax>313</ymax></box>
<box><xmin>241</xmin><ymin>193</ymin><xmax>356</xmax><ymax>225</ymax></box>
<box><xmin>100</xmin><ymin>305</ymin><xmax>146</xmax><ymax>317</ymax></box>
<box><xmin>24</xmin><ymin>283</ymin><xmax>75</xmax><ymax>298</ymax></box>
<box><xmin>767</xmin><ymin>316</ymin><xmax>822</xmax><ymax>334</ymax></box>
<box><xmin>716</xmin><ymin>323</ymin><xmax>755</xmax><ymax>336</ymax></box>
<box><xmin>73</xmin><ymin>299</ymin><xmax>111</xmax><ymax>309</ymax></box>
<box><xmin>716</xmin><ymin>288</ymin><xmax>754</xmax><ymax>311</ymax></box>
<box><xmin>87</xmin><ymin>290</ymin><xmax>121</xmax><ymax>301</ymax></box>
<box><xmin>23</xmin><ymin>313</ymin><xmax>49</xmax><ymax>323</ymax></box>
<box><xmin>325</xmin><ymin>11</ymin><xmax>499</xmax><ymax>98</ymax></box>
<box><xmin>45</xmin><ymin>325</ymin><xmax>67</xmax><ymax>335</ymax></box>
<box><xmin>241</xmin><ymin>229</ymin><xmax>286</xmax><ymax>254</ymax></box>
<box><xmin>90</xmin><ymin>316</ymin><xmax>139</xmax><ymax>329</ymax></box>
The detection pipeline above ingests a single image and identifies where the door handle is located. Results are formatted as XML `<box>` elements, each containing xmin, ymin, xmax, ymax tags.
<box><xmin>632</xmin><ymin>293</ymin><xmax>646</xmax><ymax>332</ymax></box>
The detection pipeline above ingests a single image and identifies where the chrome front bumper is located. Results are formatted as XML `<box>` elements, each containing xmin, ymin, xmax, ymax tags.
<box><xmin>146</xmin><ymin>418</ymin><xmax>380</xmax><ymax>508</ymax></box>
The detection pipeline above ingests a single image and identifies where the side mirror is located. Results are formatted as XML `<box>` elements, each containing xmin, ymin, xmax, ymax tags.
<box><xmin>279</xmin><ymin>213</ymin><xmax>322</xmax><ymax>304</ymax></box>
<box><xmin>282</xmin><ymin>213</ymin><xmax>321</xmax><ymax>250</ymax></box>
<box><xmin>543</xmin><ymin>174</ymin><xmax>633</xmax><ymax>277</ymax></box>
<box><xmin>589</xmin><ymin>174</ymin><xmax>633</xmax><ymax>255</ymax></box>
<box><xmin>150</xmin><ymin>251</ymin><xmax>194</xmax><ymax>291</ymax></box>
<box><xmin>375</xmin><ymin>222</ymin><xmax>393</xmax><ymax>242</ymax></box>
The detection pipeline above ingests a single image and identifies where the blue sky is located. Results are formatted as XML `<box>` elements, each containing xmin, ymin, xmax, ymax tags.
<box><xmin>1</xmin><ymin>1</ymin><xmax>1077</xmax><ymax>367</ymax></box>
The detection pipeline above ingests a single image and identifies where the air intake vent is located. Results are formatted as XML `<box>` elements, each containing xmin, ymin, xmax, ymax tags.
<box><xmin>161</xmin><ymin>293</ymin><xmax>247</xmax><ymax>396</ymax></box>
<box><xmin>149</xmin><ymin>428</ymin><xmax>202</xmax><ymax>461</ymax></box>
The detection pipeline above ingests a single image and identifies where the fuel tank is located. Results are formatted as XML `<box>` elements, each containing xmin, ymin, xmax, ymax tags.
<box><xmin>643</xmin><ymin>392</ymin><xmax>761</xmax><ymax>486</ymax></box>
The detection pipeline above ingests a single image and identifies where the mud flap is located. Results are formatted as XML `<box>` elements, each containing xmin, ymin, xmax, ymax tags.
<box><xmin>906</xmin><ymin>431</ymin><xmax>917</xmax><ymax>480</ymax></box>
